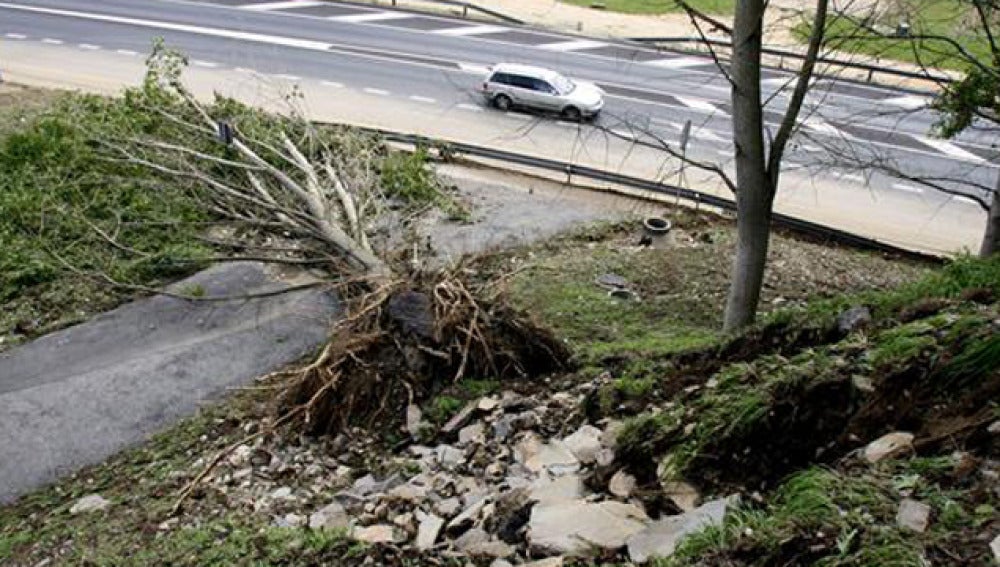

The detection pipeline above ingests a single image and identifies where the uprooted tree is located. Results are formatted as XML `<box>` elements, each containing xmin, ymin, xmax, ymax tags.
<box><xmin>67</xmin><ymin>43</ymin><xmax>570</xmax><ymax>443</ymax></box>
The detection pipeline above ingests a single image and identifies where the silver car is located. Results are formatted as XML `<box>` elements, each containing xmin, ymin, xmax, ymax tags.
<box><xmin>480</xmin><ymin>63</ymin><xmax>605</xmax><ymax>121</ymax></box>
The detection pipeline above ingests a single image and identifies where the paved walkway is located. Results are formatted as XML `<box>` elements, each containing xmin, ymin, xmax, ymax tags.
<box><xmin>0</xmin><ymin>262</ymin><xmax>338</xmax><ymax>503</ymax></box>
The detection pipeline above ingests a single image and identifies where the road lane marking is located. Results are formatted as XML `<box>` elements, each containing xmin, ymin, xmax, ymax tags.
<box><xmin>433</xmin><ymin>24</ymin><xmax>508</xmax><ymax>36</ymax></box>
<box><xmin>41</xmin><ymin>38</ymin><xmax>63</xmax><ymax>44</ymax></box>
<box><xmin>456</xmin><ymin>103</ymin><xmax>483</xmax><ymax>112</ymax></box>
<box><xmin>505</xmin><ymin>112</ymin><xmax>532</xmax><ymax>121</ymax></box>
<box><xmin>329</xmin><ymin>12</ymin><xmax>414</xmax><ymax>22</ymax></box>
<box><xmin>692</xmin><ymin>128</ymin><xmax>728</xmax><ymax>143</ymax></box>
<box><xmin>802</xmin><ymin>116</ymin><xmax>844</xmax><ymax>137</ymax></box>
<box><xmin>609</xmin><ymin>128</ymin><xmax>637</xmax><ymax>140</ymax></box>
<box><xmin>241</xmin><ymin>0</ymin><xmax>324</xmax><ymax>11</ymax></box>
<box><xmin>78</xmin><ymin>43</ymin><xmax>101</xmax><ymax>50</ymax></box>
<box><xmin>717</xmin><ymin>149</ymin><xmax>734</xmax><ymax>157</ymax></box>
<box><xmin>882</xmin><ymin>95</ymin><xmax>931</xmax><ymax>109</ymax></box>
<box><xmin>458</xmin><ymin>62</ymin><xmax>491</xmax><ymax>75</ymax></box>
<box><xmin>953</xmin><ymin>195</ymin><xmax>981</xmax><ymax>206</ymax></box>
<box><xmin>234</xmin><ymin>67</ymin><xmax>255</xmax><ymax>73</ymax></box>
<box><xmin>363</xmin><ymin>87</ymin><xmax>390</xmax><ymax>96</ymax></box>
<box><xmin>409</xmin><ymin>95</ymin><xmax>436</xmax><ymax>103</ymax></box>
<box><xmin>116</xmin><ymin>49</ymin><xmax>138</xmax><ymax>56</ymax></box>
<box><xmin>0</xmin><ymin>3</ymin><xmax>335</xmax><ymax>51</ymax></box>
<box><xmin>839</xmin><ymin>173</ymin><xmax>865</xmax><ymax>183</ymax></box>
<box><xmin>191</xmin><ymin>60</ymin><xmax>219</xmax><ymax>68</ymax></box>
<box><xmin>274</xmin><ymin>73</ymin><xmax>301</xmax><ymax>81</ymax></box>
<box><xmin>917</xmin><ymin>137</ymin><xmax>986</xmax><ymax>163</ymax></box>
<box><xmin>892</xmin><ymin>183</ymin><xmax>924</xmax><ymax>194</ymax></box>
<box><xmin>4</xmin><ymin>33</ymin><xmax>26</xmax><ymax>39</ymax></box>
<box><xmin>675</xmin><ymin>96</ymin><xmax>725</xmax><ymax>115</ymax></box>
<box><xmin>538</xmin><ymin>39</ymin><xmax>607</xmax><ymax>52</ymax></box>
<box><xmin>784</xmin><ymin>162</ymin><xmax>805</xmax><ymax>170</ymax></box>
<box><xmin>646</xmin><ymin>57</ymin><xmax>707</xmax><ymax>69</ymax></box>
<box><xmin>321</xmin><ymin>80</ymin><xmax>344</xmax><ymax>88</ymax></box>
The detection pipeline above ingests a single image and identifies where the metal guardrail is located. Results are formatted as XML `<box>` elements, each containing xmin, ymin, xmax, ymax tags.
<box><xmin>628</xmin><ymin>36</ymin><xmax>953</xmax><ymax>89</ymax></box>
<box><xmin>376</xmin><ymin>129</ymin><xmax>943</xmax><ymax>263</ymax></box>
<box><xmin>347</xmin><ymin>0</ymin><xmax>523</xmax><ymax>24</ymax></box>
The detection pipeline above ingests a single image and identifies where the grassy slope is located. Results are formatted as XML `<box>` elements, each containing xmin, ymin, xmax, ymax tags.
<box><xmin>796</xmin><ymin>0</ymin><xmax>991</xmax><ymax>72</ymax></box>
<box><xmin>561</xmin><ymin>0</ymin><xmax>734</xmax><ymax>16</ymax></box>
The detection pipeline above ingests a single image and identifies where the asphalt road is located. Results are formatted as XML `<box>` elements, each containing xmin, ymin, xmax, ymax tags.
<box><xmin>0</xmin><ymin>0</ymin><xmax>995</xmax><ymax>252</ymax></box>
<box><xmin>0</xmin><ymin>263</ymin><xmax>337</xmax><ymax>503</ymax></box>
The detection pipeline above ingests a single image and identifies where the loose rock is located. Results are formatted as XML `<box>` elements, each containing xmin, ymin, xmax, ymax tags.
<box><xmin>990</xmin><ymin>533</ymin><xmax>999</xmax><ymax>563</ymax></box>
<box><xmin>354</xmin><ymin>524</ymin><xmax>397</xmax><ymax>544</ymax></box>
<box><xmin>562</xmin><ymin>425</ymin><xmax>603</xmax><ymax>465</ymax></box>
<box><xmin>530</xmin><ymin>474</ymin><xmax>584</xmax><ymax>505</ymax></box>
<box><xmin>69</xmin><ymin>494</ymin><xmax>111</xmax><ymax>515</ymax></box>
<box><xmin>458</xmin><ymin>422</ymin><xmax>486</xmax><ymax>446</ymax></box>
<box><xmin>896</xmin><ymin>498</ymin><xmax>931</xmax><ymax>533</ymax></box>
<box><xmin>661</xmin><ymin>481</ymin><xmax>700</xmax><ymax>512</ymax></box>
<box><xmin>309</xmin><ymin>501</ymin><xmax>351</xmax><ymax>530</ymax></box>
<box><xmin>608</xmin><ymin>471</ymin><xmax>636</xmax><ymax>499</ymax></box>
<box><xmin>863</xmin><ymin>432</ymin><xmax>914</xmax><ymax>463</ymax></box>
<box><xmin>415</xmin><ymin>511</ymin><xmax>445</xmax><ymax>550</ymax></box>
<box><xmin>627</xmin><ymin>496</ymin><xmax>736</xmax><ymax>563</ymax></box>
<box><xmin>837</xmin><ymin>305</ymin><xmax>872</xmax><ymax>334</ymax></box>
<box><xmin>516</xmin><ymin>434</ymin><xmax>579</xmax><ymax>476</ymax></box>
<box><xmin>436</xmin><ymin>445</ymin><xmax>466</xmax><ymax>470</ymax></box>
<box><xmin>529</xmin><ymin>500</ymin><xmax>648</xmax><ymax>556</ymax></box>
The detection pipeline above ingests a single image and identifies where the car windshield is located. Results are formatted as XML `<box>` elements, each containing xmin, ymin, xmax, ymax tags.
<box><xmin>551</xmin><ymin>74</ymin><xmax>575</xmax><ymax>95</ymax></box>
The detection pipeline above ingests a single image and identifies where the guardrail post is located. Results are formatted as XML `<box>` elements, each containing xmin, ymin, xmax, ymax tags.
<box><xmin>564</xmin><ymin>165</ymin><xmax>573</xmax><ymax>185</ymax></box>
<box><xmin>462</xmin><ymin>4</ymin><xmax>468</xmax><ymax>17</ymax></box>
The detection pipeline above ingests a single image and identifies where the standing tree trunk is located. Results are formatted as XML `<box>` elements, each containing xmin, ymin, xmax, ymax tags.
<box><xmin>723</xmin><ymin>0</ymin><xmax>771</xmax><ymax>332</ymax></box>
<box><xmin>982</xmin><ymin>173</ymin><xmax>1000</xmax><ymax>257</ymax></box>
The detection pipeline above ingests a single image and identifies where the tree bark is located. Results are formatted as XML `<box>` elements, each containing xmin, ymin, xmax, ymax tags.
<box><xmin>723</xmin><ymin>0</ymin><xmax>771</xmax><ymax>333</ymax></box>
<box><xmin>981</xmin><ymin>172</ymin><xmax>1000</xmax><ymax>257</ymax></box>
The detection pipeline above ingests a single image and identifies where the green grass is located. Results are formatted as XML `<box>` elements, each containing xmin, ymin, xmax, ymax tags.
<box><xmin>795</xmin><ymin>0</ymin><xmax>993</xmax><ymax>71</ymax></box>
<box><xmin>562</xmin><ymin>0</ymin><xmax>735</xmax><ymax>16</ymax></box>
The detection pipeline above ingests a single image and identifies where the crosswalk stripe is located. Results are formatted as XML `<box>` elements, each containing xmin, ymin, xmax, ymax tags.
<box><xmin>917</xmin><ymin>137</ymin><xmax>986</xmax><ymax>163</ymax></box>
<box><xmin>537</xmin><ymin>39</ymin><xmax>607</xmax><ymax>52</ymax></box>
<box><xmin>646</xmin><ymin>57</ymin><xmax>707</xmax><ymax>69</ymax></box>
<box><xmin>329</xmin><ymin>12</ymin><xmax>415</xmax><ymax>22</ymax></box>
<box><xmin>241</xmin><ymin>1</ymin><xmax>324</xmax><ymax>11</ymax></box>
<box><xmin>433</xmin><ymin>24</ymin><xmax>508</xmax><ymax>36</ymax></box>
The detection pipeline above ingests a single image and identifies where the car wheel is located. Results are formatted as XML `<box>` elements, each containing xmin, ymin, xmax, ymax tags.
<box><xmin>561</xmin><ymin>106</ymin><xmax>582</xmax><ymax>122</ymax></box>
<box><xmin>493</xmin><ymin>94</ymin><xmax>512</xmax><ymax>111</ymax></box>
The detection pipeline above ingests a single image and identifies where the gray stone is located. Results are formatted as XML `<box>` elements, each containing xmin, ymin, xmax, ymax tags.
<box><xmin>837</xmin><ymin>305</ymin><xmax>872</xmax><ymax>334</ymax></box>
<box><xmin>863</xmin><ymin>432</ymin><xmax>914</xmax><ymax>463</ymax></box>
<box><xmin>354</xmin><ymin>524</ymin><xmax>397</xmax><ymax>544</ymax></box>
<box><xmin>595</xmin><ymin>273</ymin><xmax>629</xmax><ymax>290</ymax></box>
<box><xmin>662</xmin><ymin>481</ymin><xmax>700</xmax><ymax>512</ymax></box>
<box><xmin>442</xmin><ymin>401</ymin><xmax>479</xmax><ymax>434</ymax></box>
<box><xmin>896</xmin><ymin>498</ymin><xmax>931</xmax><ymax>533</ymax></box>
<box><xmin>436</xmin><ymin>497</ymin><xmax>462</xmax><ymax>518</ymax></box>
<box><xmin>529</xmin><ymin>500</ymin><xmax>648</xmax><ymax>556</ymax></box>
<box><xmin>627</xmin><ymin>496</ymin><xmax>736</xmax><ymax>563</ymax></box>
<box><xmin>69</xmin><ymin>494</ymin><xmax>110</xmax><ymax>514</ymax></box>
<box><xmin>270</xmin><ymin>486</ymin><xmax>293</xmax><ymax>500</ymax></box>
<box><xmin>464</xmin><ymin>540</ymin><xmax>515</xmax><ymax>559</ymax></box>
<box><xmin>447</xmin><ymin>495</ymin><xmax>488</xmax><ymax>535</ymax></box>
<box><xmin>309</xmin><ymin>501</ymin><xmax>352</xmax><ymax>531</ymax></box>
<box><xmin>493</xmin><ymin>416</ymin><xmax>514</xmax><ymax>442</ymax></box>
<box><xmin>478</xmin><ymin>397</ymin><xmax>500</xmax><ymax>412</ymax></box>
<box><xmin>516</xmin><ymin>434</ymin><xmax>579</xmax><ymax>476</ymax></box>
<box><xmin>609</xmin><ymin>471</ymin><xmax>636</xmax><ymax>499</ymax></box>
<box><xmin>990</xmin><ymin>533</ymin><xmax>999</xmax><ymax>563</ymax></box>
<box><xmin>988</xmin><ymin>420</ymin><xmax>1000</xmax><ymax>435</ymax></box>
<box><xmin>530</xmin><ymin>474</ymin><xmax>584</xmax><ymax>505</ymax></box>
<box><xmin>274</xmin><ymin>513</ymin><xmax>305</xmax><ymax>528</ymax></box>
<box><xmin>436</xmin><ymin>445</ymin><xmax>466</xmax><ymax>470</ymax></box>
<box><xmin>490</xmin><ymin>560</ymin><xmax>514</xmax><ymax>567</ymax></box>
<box><xmin>454</xmin><ymin>527</ymin><xmax>491</xmax><ymax>550</ymax></box>
<box><xmin>415</xmin><ymin>511</ymin><xmax>445</xmax><ymax>550</ymax></box>
<box><xmin>228</xmin><ymin>444</ymin><xmax>253</xmax><ymax>468</ymax></box>
<box><xmin>387</xmin><ymin>482</ymin><xmax>429</xmax><ymax>503</ymax></box>
<box><xmin>458</xmin><ymin>422</ymin><xmax>486</xmax><ymax>446</ymax></box>
<box><xmin>562</xmin><ymin>425</ymin><xmax>603</xmax><ymax>465</ymax></box>
<box><xmin>600</xmin><ymin>420</ymin><xmax>624</xmax><ymax>449</ymax></box>
<box><xmin>523</xmin><ymin>559</ymin><xmax>564</xmax><ymax>567</ymax></box>
<box><xmin>406</xmin><ymin>404</ymin><xmax>423</xmax><ymax>437</ymax></box>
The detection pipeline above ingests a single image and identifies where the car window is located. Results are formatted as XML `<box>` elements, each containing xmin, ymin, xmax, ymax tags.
<box><xmin>510</xmin><ymin>75</ymin><xmax>535</xmax><ymax>90</ymax></box>
<box><xmin>533</xmin><ymin>79</ymin><xmax>556</xmax><ymax>94</ymax></box>
<box><xmin>489</xmin><ymin>72</ymin><xmax>511</xmax><ymax>85</ymax></box>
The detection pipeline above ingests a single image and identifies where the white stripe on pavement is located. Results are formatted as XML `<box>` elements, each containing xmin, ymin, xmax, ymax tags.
<box><xmin>321</xmin><ymin>80</ymin><xmax>344</xmax><ymax>88</ymax></box>
<box><xmin>4</xmin><ymin>33</ymin><xmax>26</xmax><ymax>39</ymax></box>
<box><xmin>241</xmin><ymin>0</ymin><xmax>324</xmax><ymax>11</ymax></box>
<box><xmin>692</xmin><ymin>128</ymin><xmax>728</xmax><ymax>143</ymax></box>
<box><xmin>646</xmin><ymin>57</ymin><xmax>707</xmax><ymax>69</ymax></box>
<box><xmin>456</xmin><ymin>103</ymin><xmax>483</xmax><ymax>112</ymax></box>
<box><xmin>918</xmin><ymin>137</ymin><xmax>986</xmax><ymax>163</ymax></box>
<box><xmin>433</xmin><ymin>24</ymin><xmax>508</xmax><ymax>36</ymax></box>
<box><xmin>41</xmin><ymin>38</ymin><xmax>63</xmax><ymax>44</ymax></box>
<box><xmin>675</xmin><ymin>96</ymin><xmax>724</xmax><ymax>115</ymax></box>
<box><xmin>802</xmin><ymin>116</ymin><xmax>844</xmax><ymax>136</ymax></box>
<box><xmin>839</xmin><ymin>173</ymin><xmax>865</xmax><ymax>183</ymax></box>
<box><xmin>363</xmin><ymin>87</ymin><xmax>390</xmax><ymax>96</ymax></box>
<box><xmin>0</xmin><ymin>3</ymin><xmax>335</xmax><ymax>51</ymax></box>
<box><xmin>458</xmin><ymin>62</ymin><xmax>491</xmax><ymax>75</ymax></box>
<box><xmin>882</xmin><ymin>95</ymin><xmax>931</xmax><ymax>109</ymax></box>
<box><xmin>79</xmin><ymin>43</ymin><xmax>101</xmax><ymax>50</ymax></box>
<box><xmin>116</xmin><ymin>49</ymin><xmax>138</xmax><ymax>56</ymax></box>
<box><xmin>274</xmin><ymin>74</ymin><xmax>301</xmax><ymax>81</ymax></box>
<box><xmin>329</xmin><ymin>12</ymin><xmax>414</xmax><ymax>22</ymax></box>
<box><xmin>538</xmin><ymin>39</ymin><xmax>607</xmax><ymax>52</ymax></box>
<box><xmin>409</xmin><ymin>95</ymin><xmax>436</xmax><ymax>103</ymax></box>
<box><xmin>191</xmin><ymin>60</ymin><xmax>219</xmax><ymax>68</ymax></box>
<box><xmin>892</xmin><ymin>183</ymin><xmax>924</xmax><ymax>194</ymax></box>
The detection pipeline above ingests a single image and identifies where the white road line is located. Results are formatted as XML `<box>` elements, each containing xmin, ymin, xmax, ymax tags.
<box><xmin>918</xmin><ymin>137</ymin><xmax>986</xmax><ymax>163</ymax></box>
<box><xmin>41</xmin><ymin>38</ymin><xmax>63</xmax><ymax>44</ymax></box>
<box><xmin>234</xmin><ymin>67</ymin><xmax>255</xmax><ymax>73</ymax></box>
<box><xmin>675</xmin><ymin>96</ymin><xmax>724</xmax><ymax>115</ymax></box>
<box><xmin>609</xmin><ymin>128</ymin><xmax>637</xmax><ymax>140</ymax></box>
<box><xmin>692</xmin><ymin>128</ymin><xmax>728</xmax><ymax>143</ymax></box>
<box><xmin>784</xmin><ymin>162</ymin><xmax>805</xmax><ymax>170</ymax></box>
<box><xmin>78</xmin><ymin>43</ymin><xmax>101</xmax><ymax>50</ymax></box>
<box><xmin>321</xmin><ymin>80</ymin><xmax>344</xmax><ymax>88</ymax></box>
<box><xmin>892</xmin><ymin>183</ymin><xmax>924</xmax><ymax>194</ymax></box>
<box><xmin>433</xmin><ymin>24</ymin><xmax>508</xmax><ymax>36</ymax></box>
<box><xmin>191</xmin><ymin>60</ymin><xmax>218</xmax><ymax>68</ymax></box>
<box><xmin>4</xmin><ymin>33</ymin><xmax>26</xmax><ymax>39</ymax></box>
<box><xmin>717</xmin><ymin>149</ymin><xmax>734</xmax><ymax>157</ymax></box>
<box><xmin>953</xmin><ymin>195</ymin><xmax>980</xmax><ymax>206</ymax></box>
<box><xmin>456</xmin><ymin>103</ymin><xmax>483</xmax><ymax>112</ymax></box>
<box><xmin>505</xmin><ymin>112</ymin><xmax>531</xmax><ymax>121</ymax></box>
<box><xmin>538</xmin><ymin>39</ymin><xmax>607</xmax><ymax>52</ymax></box>
<box><xmin>801</xmin><ymin>144</ymin><xmax>823</xmax><ymax>152</ymax></box>
<box><xmin>802</xmin><ymin>116</ymin><xmax>844</xmax><ymax>137</ymax></box>
<box><xmin>646</xmin><ymin>57</ymin><xmax>707</xmax><ymax>69</ymax></box>
<box><xmin>0</xmin><ymin>3</ymin><xmax>334</xmax><ymax>52</ymax></box>
<box><xmin>882</xmin><ymin>95</ymin><xmax>931</xmax><ymax>109</ymax></box>
<box><xmin>363</xmin><ymin>87</ymin><xmax>390</xmax><ymax>96</ymax></box>
<box><xmin>555</xmin><ymin>121</ymin><xmax>579</xmax><ymax>129</ymax></box>
<box><xmin>274</xmin><ymin>73</ymin><xmax>301</xmax><ymax>81</ymax></box>
<box><xmin>839</xmin><ymin>173</ymin><xmax>865</xmax><ymax>183</ymax></box>
<box><xmin>458</xmin><ymin>62</ymin><xmax>491</xmax><ymax>75</ymax></box>
<box><xmin>116</xmin><ymin>49</ymin><xmax>138</xmax><ymax>56</ymax></box>
<box><xmin>409</xmin><ymin>95</ymin><xmax>436</xmax><ymax>103</ymax></box>
<box><xmin>241</xmin><ymin>0</ymin><xmax>324</xmax><ymax>11</ymax></box>
<box><xmin>329</xmin><ymin>12</ymin><xmax>414</xmax><ymax>22</ymax></box>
